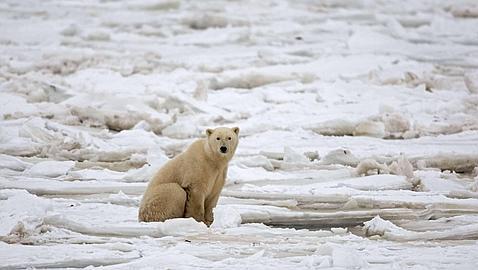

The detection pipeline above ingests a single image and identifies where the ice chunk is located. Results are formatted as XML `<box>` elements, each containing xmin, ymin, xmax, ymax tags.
<box><xmin>354</xmin><ymin>159</ymin><xmax>389</xmax><ymax>176</ymax></box>
<box><xmin>364</xmin><ymin>215</ymin><xmax>478</xmax><ymax>241</ymax></box>
<box><xmin>107</xmin><ymin>191</ymin><xmax>137</xmax><ymax>206</ymax></box>
<box><xmin>330</xmin><ymin>227</ymin><xmax>348</xmax><ymax>234</ymax></box>
<box><xmin>0</xmin><ymin>93</ymin><xmax>38</xmax><ymax>117</ymax></box>
<box><xmin>319</xmin><ymin>149</ymin><xmax>359</xmax><ymax>166</ymax></box>
<box><xmin>382</xmin><ymin>112</ymin><xmax>411</xmax><ymax>134</ymax></box>
<box><xmin>159</xmin><ymin>218</ymin><xmax>208</xmax><ymax>236</ymax></box>
<box><xmin>25</xmin><ymin>160</ymin><xmax>75</xmax><ymax>178</ymax></box>
<box><xmin>123</xmin><ymin>147</ymin><xmax>169</xmax><ymax>182</ymax></box>
<box><xmin>193</xmin><ymin>80</ymin><xmax>208</xmax><ymax>101</ymax></box>
<box><xmin>60</xmin><ymin>24</ymin><xmax>79</xmax><ymax>36</ymax></box>
<box><xmin>414</xmin><ymin>154</ymin><xmax>478</xmax><ymax>173</ymax></box>
<box><xmin>332</xmin><ymin>247</ymin><xmax>368</xmax><ymax>268</ymax></box>
<box><xmin>363</xmin><ymin>215</ymin><xmax>407</xmax><ymax>237</ymax></box>
<box><xmin>64</xmin><ymin>168</ymin><xmax>124</xmax><ymax>181</ymax></box>
<box><xmin>132</xmin><ymin>120</ymin><xmax>152</xmax><ymax>131</ymax></box>
<box><xmin>354</xmin><ymin>120</ymin><xmax>385</xmax><ymax>138</ymax></box>
<box><xmin>0</xmin><ymin>190</ymin><xmax>51</xmax><ymax>237</ymax></box>
<box><xmin>84</xmin><ymin>31</ymin><xmax>110</xmax><ymax>41</ymax></box>
<box><xmin>161</xmin><ymin>119</ymin><xmax>200</xmax><ymax>139</ymax></box>
<box><xmin>184</xmin><ymin>14</ymin><xmax>229</xmax><ymax>30</ymax></box>
<box><xmin>310</xmin><ymin>119</ymin><xmax>356</xmax><ymax>136</ymax></box>
<box><xmin>0</xmin><ymin>154</ymin><xmax>32</xmax><ymax>171</ymax></box>
<box><xmin>316</xmin><ymin>244</ymin><xmax>367</xmax><ymax>268</ymax></box>
<box><xmin>388</xmin><ymin>155</ymin><xmax>414</xmax><ymax>179</ymax></box>
<box><xmin>283</xmin><ymin>146</ymin><xmax>309</xmax><ymax>164</ymax></box>
<box><xmin>234</xmin><ymin>155</ymin><xmax>274</xmax><ymax>171</ymax></box>
<box><xmin>211</xmin><ymin>205</ymin><xmax>242</xmax><ymax>229</ymax></box>
<box><xmin>210</xmin><ymin>71</ymin><xmax>297</xmax><ymax>90</ymax></box>
<box><xmin>450</xmin><ymin>6</ymin><xmax>478</xmax><ymax>18</ymax></box>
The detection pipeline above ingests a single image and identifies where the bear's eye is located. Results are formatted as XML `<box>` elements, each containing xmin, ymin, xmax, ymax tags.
<box><xmin>216</xmin><ymin>137</ymin><xmax>220</xmax><ymax>140</ymax></box>
<box><xmin>228</xmin><ymin>137</ymin><xmax>232</xmax><ymax>140</ymax></box>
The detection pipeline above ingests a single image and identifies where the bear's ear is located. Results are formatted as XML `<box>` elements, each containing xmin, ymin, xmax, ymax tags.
<box><xmin>206</xmin><ymin>129</ymin><xmax>214</xmax><ymax>137</ymax></box>
<box><xmin>232</xmin><ymin>127</ymin><xmax>240</xmax><ymax>135</ymax></box>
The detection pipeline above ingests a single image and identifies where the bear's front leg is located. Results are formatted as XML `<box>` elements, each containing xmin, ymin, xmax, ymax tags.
<box><xmin>204</xmin><ymin>208</ymin><xmax>214</xmax><ymax>227</ymax></box>
<box><xmin>184</xmin><ymin>189</ymin><xmax>206</xmax><ymax>223</ymax></box>
<box><xmin>204</xmin><ymin>169</ymin><xmax>226</xmax><ymax>226</ymax></box>
<box><xmin>204</xmin><ymin>193</ymin><xmax>220</xmax><ymax>226</ymax></box>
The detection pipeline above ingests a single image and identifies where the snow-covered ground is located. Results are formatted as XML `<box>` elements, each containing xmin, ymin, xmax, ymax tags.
<box><xmin>1</xmin><ymin>0</ymin><xmax>478</xmax><ymax>269</ymax></box>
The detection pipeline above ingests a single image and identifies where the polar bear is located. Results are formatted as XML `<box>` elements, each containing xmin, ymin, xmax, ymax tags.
<box><xmin>138</xmin><ymin>127</ymin><xmax>239</xmax><ymax>226</ymax></box>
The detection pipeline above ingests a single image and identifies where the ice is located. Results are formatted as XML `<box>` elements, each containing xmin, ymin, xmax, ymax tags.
<box><xmin>319</xmin><ymin>149</ymin><xmax>360</xmax><ymax>166</ymax></box>
<box><xmin>211</xmin><ymin>205</ymin><xmax>242</xmax><ymax>229</ymax></box>
<box><xmin>283</xmin><ymin>146</ymin><xmax>309</xmax><ymax>164</ymax></box>
<box><xmin>310</xmin><ymin>119</ymin><xmax>356</xmax><ymax>136</ymax></box>
<box><xmin>25</xmin><ymin>160</ymin><xmax>75</xmax><ymax>178</ymax></box>
<box><xmin>161</xmin><ymin>118</ymin><xmax>201</xmax><ymax>139</ymax></box>
<box><xmin>354</xmin><ymin>120</ymin><xmax>386</xmax><ymax>138</ymax></box>
<box><xmin>0</xmin><ymin>154</ymin><xmax>31</xmax><ymax>171</ymax></box>
<box><xmin>414</xmin><ymin>153</ymin><xmax>478</xmax><ymax>173</ymax></box>
<box><xmin>2</xmin><ymin>0</ymin><xmax>478</xmax><ymax>268</ymax></box>
<box><xmin>364</xmin><ymin>215</ymin><xmax>478</xmax><ymax>241</ymax></box>
<box><xmin>184</xmin><ymin>14</ymin><xmax>230</xmax><ymax>30</ymax></box>
<box><xmin>0</xmin><ymin>190</ymin><xmax>51</xmax><ymax>238</ymax></box>
<box><xmin>464</xmin><ymin>71</ymin><xmax>478</xmax><ymax>93</ymax></box>
<box><xmin>159</xmin><ymin>218</ymin><xmax>209</xmax><ymax>236</ymax></box>
<box><xmin>331</xmin><ymin>245</ymin><xmax>369</xmax><ymax>268</ymax></box>
<box><xmin>233</xmin><ymin>155</ymin><xmax>275</xmax><ymax>171</ymax></box>
<box><xmin>354</xmin><ymin>159</ymin><xmax>390</xmax><ymax>176</ymax></box>
<box><xmin>363</xmin><ymin>215</ymin><xmax>408</xmax><ymax>237</ymax></box>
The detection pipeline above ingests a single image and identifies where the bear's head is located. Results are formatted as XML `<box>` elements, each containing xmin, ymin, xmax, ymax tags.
<box><xmin>206</xmin><ymin>127</ymin><xmax>239</xmax><ymax>161</ymax></box>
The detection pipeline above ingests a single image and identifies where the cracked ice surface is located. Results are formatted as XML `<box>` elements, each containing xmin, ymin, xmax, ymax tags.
<box><xmin>1</xmin><ymin>0</ymin><xmax>478</xmax><ymax>269</ymax></box>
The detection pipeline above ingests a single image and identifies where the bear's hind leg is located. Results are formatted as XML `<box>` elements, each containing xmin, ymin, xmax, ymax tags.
<box><xmin>138</xmin><ymin>183</ymin><xmax>187</xmax><ymax>222</ymax></box>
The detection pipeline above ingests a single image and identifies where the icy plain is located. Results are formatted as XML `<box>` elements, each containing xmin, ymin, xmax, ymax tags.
<box><xmin>1</xmin><ymin>0</ymin><xmax>478</xmax><ymax>269</ymax></box>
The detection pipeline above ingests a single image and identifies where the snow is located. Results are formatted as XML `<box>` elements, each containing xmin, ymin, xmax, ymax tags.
<box><xmin>211</xmin><ymin>205</ymin><xmax>242</xmax><ymax>229</ymax></box>
<box><xmin>1</xmin><ymin>0</ymin><xmax>478</xmax><ymax>269</ymax></box>
<box><xmin>25</xmin><ymin>160</ymin><xmax>75</xmax><ymax>178</ymax></box>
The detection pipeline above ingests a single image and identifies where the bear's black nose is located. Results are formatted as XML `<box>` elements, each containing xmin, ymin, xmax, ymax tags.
<box><xmin>220</xmin><ymin>146</ymin><xmax>228</xmax><ymax>153</ymax></box>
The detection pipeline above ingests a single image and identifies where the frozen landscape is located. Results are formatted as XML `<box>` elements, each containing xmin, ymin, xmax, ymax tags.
<box><xmin>1</xmin><ymin>0</ymin><xmax>478</xmax><ymax>269</ymax></box>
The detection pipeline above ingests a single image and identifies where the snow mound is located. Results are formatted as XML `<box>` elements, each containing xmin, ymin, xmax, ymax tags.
<box><xmin>355</xmin><ymin>155</ymin><xmax>415</xmax><ymax>180</ymax></box>
<box><xmin>107</xmin><ymin>191</ymin><xmax>137</xmax><ymax>206</ymax></box>
<box><xmin>0</xmin><ymin>190</ymin><xmax>51</xmax><ymax>240</ymax></box>
<box><xmin>310</xmin><ymin>119</ymin><xmax>356</xmax><ymax>136</ymax></box>
<box><xmin>353</xmin><ymin>120</ymin><xmax>385</xmax><ymax>138</ymax></box>
<box><xmin>363</xmin><ymin>215</ymin><xmax>407</xmax><ymax>237</ymax></box>
<box><xmin>389</xmin><ymin>155</ymin><xmax>414</xmax><ymax>179</ymax></box>
<box><xmin>159</xmin><ymin>218</ymin><xmax>208</xmax><ymax>236</ymax></box>
<box><xmin>234</xmin><ymin>155</ymin><xmax>274</xmax><ymax>171</ymax></box>
<box><xmin>25</xmin><ymin>160</ymin><xmax>75</xmax><ymax>178</ymax></box>
<box><xmin>415</xmin><ymin>154</ymin><xmax>478</xmax><ymax>173</ymax></box>
<box><xmin>161</xmin><ymin>119</ymin><xmax>200</xmax><ymax>139</ymax></box>
<box><xmin>450</xmin><ymin>5</ymin><xmax>478</xmax><ymax>18</ymax></box>
<box><xmin>311</xmin><ymin>112</ymin><xmax>412</xmax><ymax>139</ymax></box>
<box><xmin>211</xmin><ymin>205</ymin><xmax>242</xmax><ymax>229</ymax></box>
<box><xmin>381</xmin><ymin>112</ymin><xmax>411</xmax><ymax>137</ymax></box>
<box><xmin>364</xmin><ymin>215</ymin><xmax>478</xmax><ymax>241</ymax></box>
<box><xmin>319</xmin><ymin>149</ymin><xmax>359</xmax><ymax>166</ymax></box>
<box><xmin>315</xmin><ymin>244</ymin><xmax>368</xmax><ymax>268</ymax></box>
<box><xmin>332</xmin><ymin>246</ymin><xmax>368</xmax><ymax>268</ymax></box>
<box><xmin>354</xmin><ymin>159</ymin><xmax>389</xmax><ymax>176</ymax></box>
<box><xmin>283</xmin><ymin>146</ymin><xmax>309</xmax><ymax>164</ymax></box>
<box><xmin>123</xmin><ymin>147</ymin><xmax>169</xmax><ymax>182</ymax></box>
<box><xmin>210</xmin><ymin>71</ymin><xmax>302</xmax><ymax>90</ymax></box>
